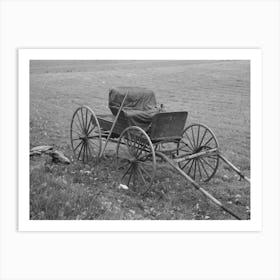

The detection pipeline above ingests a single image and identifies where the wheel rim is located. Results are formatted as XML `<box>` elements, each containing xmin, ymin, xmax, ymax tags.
<box><xmin>70</xmin><ymin>106</ymin><xmax>102</xmax><ymax>163</ymax></box>
<box><xmin>116</xmin><ymin>126</ymin><xmax>156</xmax><ymax>195</ymax></box>
<box><xmin>178</xmin><ymin>123</ymin><xmax>219</xmax><ymax>182</ymax></box>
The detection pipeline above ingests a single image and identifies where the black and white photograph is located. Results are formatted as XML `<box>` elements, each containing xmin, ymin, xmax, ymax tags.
<box><xmin>2</xmin><ymin>1</ymin><xmax>279</xmax><ymax>280</ymax></box>
<box><xmin>28</xmin><ymin>57</ymin><xmax>251</xmax><ymax>221</ymax></box>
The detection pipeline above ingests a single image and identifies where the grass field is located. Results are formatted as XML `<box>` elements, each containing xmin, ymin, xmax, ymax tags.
<box><xmin>30</xmin><ymin>60</ymin><xmax>250</xmax><ymax>220</ymax></box>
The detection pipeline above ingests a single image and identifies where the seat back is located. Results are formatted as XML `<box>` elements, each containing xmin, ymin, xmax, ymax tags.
<box><xmin>149</xmin><ymin>111</ymin><xmax>188</xmax><ymax>141</ymax></box>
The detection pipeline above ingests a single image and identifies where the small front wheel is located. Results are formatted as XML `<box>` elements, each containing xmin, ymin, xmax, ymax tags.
<box><xmin>70</xmin><ymin>106</ymin><xmax>102</xmax><ymax>163</ymax></box>
<box><xmin>116</xmin><ymin>126</ymin><xmax>156</xmax><ymax>195</ymax></box>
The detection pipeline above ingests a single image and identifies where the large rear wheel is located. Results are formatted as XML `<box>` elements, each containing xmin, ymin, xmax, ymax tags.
<box><xmin>70</xmin><ymin>106</ymin><xmax>102</xmax><ymax>163</ymax></box>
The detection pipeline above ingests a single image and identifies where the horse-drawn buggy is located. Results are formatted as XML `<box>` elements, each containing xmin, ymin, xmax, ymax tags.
<box><xmin>70</xmin><ymin>87</ymin><xmax>249</xmax><ymax>219</ymax></box>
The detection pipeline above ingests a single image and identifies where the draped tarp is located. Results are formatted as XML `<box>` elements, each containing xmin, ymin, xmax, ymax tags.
<box><xmin>109</xmin><ymin>87</ymin><xmax>161</xmax><ymax>130</ymax></box>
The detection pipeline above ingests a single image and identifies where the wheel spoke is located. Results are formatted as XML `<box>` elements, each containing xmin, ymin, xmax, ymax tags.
<box><xmin>136</xmin><ymin>143</ymin><xmax>146</xmax><ymax>158</ymax></box>
<box><xmin>88</xmin><ymin>138</ymin><xmax>100</xmax><ymax>147</ymax></box>
<box><xmin>138</xmin><ymin>167</ymin><xmax>147</xmax><ymax>186</ymax></box>
<box><xmin>130</xmin><ymin>137</ymin><xmax>138</xmax><ymax>156</ymax></box>
<box><xmin>74</xmin><ymin>140</ymin><xmax>83</xmax><ymax>152</ymax></box>
<box><xmin>121</xmin><ymin>164</ymin><xmax>133</xmax><ymax>181</ymax></box>
<box><xmin>76</xmin><ymin>112</ymin><xmax>84</xmax><ymax>133</ymax></box>
<box><xmin>187</xmin><ymin>159</ymin><xmax>195</xmax><ymax>176</ymax></box>
<box><xmin>74</xmin><ymin>122</ymin><xmax>83</xmax><ymax>135</ymax></box>
<box><xmin>124</xmin><ymin>137</ymin><xmax>131</xmax><ymax>151</ymax></box>
<box><xmin>72</xmin><ymin>138</ymin><xmax>82</xmax><ymax>141</ymax></box>
<box><xmin>123</xmin><ymin>135</ymin><xmax>129</xmax><ymax>149</ymax></box>
<box><xmin>198</xmin><ymin>128</ymin><xmax>208</xmax><ymax>148</ymax></box>
<box><xmin>196</xmin><ymin>125</ymin><xmax>200</xmax><ymax>148</ymax></box>
<box><xmin>202</xmin><ymin>136</ymin><xmax>214</xmax><ymax>147</ymax></box>
<box><xmin>85</xmin><ymin>118</ymin><xmax>92</xmax><ymax>136</ymax></box>
<box><xmin>139</xmin><ymin>164</ymin><xmax>153</xmax><ymax>180</ymax></box>
<box><xmin>80</xmin><ymin>108</ymin><xmax>85</xmax><ymax>131</ymax></box>
<box><xmin>86</xmin><ymin>114</ymin><xmax>93</xmax><ymax>132</ymax></box>
<box><xmin>85</xmin><ymin>108</ymin><xmax>88</xmax><ymax>132</ymax></box>
<box><xmin>191</xmin><ymin>126</ymin><xmax>196</xmax><ymax>150</ymax></box>
<box><xmin>82</xmin><ymin>108</ymin><xmax>87</xmax><ymax>131</ymax></box>
<box><xmin>137</xmin><ymin>145</ymin><xmax>150</xmax><ymax>157</ymax></box>
<box><xmin>131</xmin><ymin>137</ymin><xmax>138</xmax><ymax>153</ymax></box>
<box><xmin>127</xmin><ymin>132</ymin><xmax>133</xmax><ymax>148</ymax></box>
<box><xmin>119</xmin><ymin>160</ymin><xmax>130</xmax><ymax>170</ymax></box>
<box><xmin>87</xmin><ymin>124</ymin><xmax>97</xmax><ymax>135</ymax></box>
<box><xmin>181</xmin><ymin>158</ymin><xmax>192</xmax><ymax>170</ymax></box>
<box><xmin>197</xmin><ymin>159</ymin><xmax>203</xmax><ymax>180</ymax></box>
<box><xmin>77</xmin><ymin>142</ymin><xmax>85</xmax><ymax>160</ymax></box>
<box><xmin>208</xmin><ymin>155</ymin><xmax>219</xmax><ymax>160</ymax></box>
<box><xmin>82</xmin><ymin>142</ymin><xmax>87</xmax><ymax>162</ymax></box>
<box><xmin>198</xmin><ymin>158</ymin><xmax>209</xmax><ymax>177</ymax></box>
<box><xmin>132</xmin><ymin>135</ymin><xmax>138</xmax><ymax>149</ymax></box>
<box><xmin>127</xmin><ymin>166</ymin><xmax>134</xmax><ymax>186</ymax></box>
<box><xmin>71</xmin><ymin>128</ymin><xmax>82</xmax><ymax>136</ymax></box>
<box><xmin>135</xmin><ymin>137</ymin><xmax>144</xmax><ymax>157</ymax></box>
<box><xmin>139</xmin><ymin>162</ymin><xmax>153</xmax><ymax>171</ymax></box>
<box><xmin>200</xmin><ymin>157</ymin><xmax>216</xmax><ymax>170</ymax></box>
<box><xmin>185</xmin><ymin>132</ymin><xmax>195</xmax><ymax>150</ymax></box>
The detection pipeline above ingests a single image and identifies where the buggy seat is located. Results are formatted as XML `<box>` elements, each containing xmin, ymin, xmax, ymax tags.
<box><xmin>109</xmin><ymin>87</ymin><xmax>161</xmax><ymax>131</ymax></box>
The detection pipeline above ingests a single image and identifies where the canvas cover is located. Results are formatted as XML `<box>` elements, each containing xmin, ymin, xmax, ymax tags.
<box><xmin>109</xmin><ymin>87</ymin><xmax>161</xmax><ymax>130</ymax></box>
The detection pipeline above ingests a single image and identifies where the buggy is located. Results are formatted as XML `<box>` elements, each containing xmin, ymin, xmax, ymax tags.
<box><xmin>70</xmin><ymin>87</ymin><xmax>250</xmax><ymax>219</ymax></box>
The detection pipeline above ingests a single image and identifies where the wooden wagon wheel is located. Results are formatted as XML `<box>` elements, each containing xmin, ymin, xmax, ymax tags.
<box><xmin>116</xmin><ymin>126</ymin><xmax>156</xmax><ymax>195</ymax></box>
<box><xmin>177</xmin><ymin>123</ymin><xmax>219</xmax><ymax>182</ymax></box>
<box><xmin>70</xmin><ymin>105</ymin><xmax>102</xmax><ymax>163</ymax></box>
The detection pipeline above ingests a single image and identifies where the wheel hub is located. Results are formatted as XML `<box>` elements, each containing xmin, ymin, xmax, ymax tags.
<box><xmin>129</xmin><ymin>157</ymin><xmax>137</xmax><ymax>163</ymax></box>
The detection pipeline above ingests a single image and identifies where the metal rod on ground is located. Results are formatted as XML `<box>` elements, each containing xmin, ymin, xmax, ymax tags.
<box><xmin>100</xmin><ymin>91</ymin><xmax>129</xmax><ymax>158</ymax></box>
<box><xmin>219</xmin><ymin>154</ymin><xmax>250</xmax><ymax>183</ymax></box>
<box><xmin>155</xmin><ymin>151</ymin><xmax>242</xmax><ymax>220</ymax></box>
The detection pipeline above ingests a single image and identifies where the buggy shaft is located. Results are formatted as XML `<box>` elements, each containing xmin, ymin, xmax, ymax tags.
<box><xmin>219</xmin><ymin>154</ymin><xmax>250</xmax><ymax>183</ymax></box>
<box><xmin>155</xmin><ymin>151</ymin><xmax>242</xmax><ymax>220</ymax></box>
<box><xmin>174</xmin><ymin>148</ymin><xmax>218</xmax><ymax>162</ymax></box>
<box><xmin>100</xmin><ymin>91</ymin><xmax>129</xmax><ymax>158</ymax></box>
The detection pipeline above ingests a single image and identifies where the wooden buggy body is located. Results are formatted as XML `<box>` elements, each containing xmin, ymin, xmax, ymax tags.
<box><xmin>99</xmin><ymin>87</ymin><xmax>188</xmax><ymax>140</ymax></box>
<box><xmin>70</xmin><ymin>87</ymin><xmax>250</xmax><ymax>219</ymax></box>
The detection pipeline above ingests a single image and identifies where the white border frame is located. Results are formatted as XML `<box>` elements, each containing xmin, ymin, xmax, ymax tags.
<box><xmin>19</xmin><ymin>48</ymin><xmax>262</xmax><ymax>231</ymax></box>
